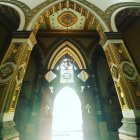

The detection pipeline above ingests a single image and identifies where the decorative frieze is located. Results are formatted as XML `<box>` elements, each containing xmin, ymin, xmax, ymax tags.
<box><xmin>0</xmin><ymin>31</ymin><xmax>36</xmax><ymax>112</ymax></box>
<box><xmin>103</xmin><ymin>37</ymin><xmax>140</xmax><ymax>110</ymax></box>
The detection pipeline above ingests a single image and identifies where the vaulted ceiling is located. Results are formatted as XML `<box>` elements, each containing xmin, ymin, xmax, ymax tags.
<box><xmin>0</xmin><ymin>0</ymin><xmax>140</xmax><ymax>68</ymax></box>
<box><xmin>1</xmin><ymin>0</ymin><xmax>140</xmax><ymax>32</ymax></box>
<box><xmin>39</xmin><ymin>7</ymin><xmax>95</xmax><ymax>30</ymax></box>
<box><xmin>40</xmin><ymin>8</ymin><xmax>84</xmax><ymax>30</ymax></box>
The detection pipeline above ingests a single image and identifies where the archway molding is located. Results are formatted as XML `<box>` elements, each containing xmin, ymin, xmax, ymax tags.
<box><xmin>42</xmin><ymin>37</ymin><xmax>88</xmax><ymax>68</ymax></box>
<box><xmin>110</xmin><ymin>5</ymin><xmax>140</xmax><ymax>31</ymax></box>
<box><xmin>48</xmin><ymin>41</ymin><xmax>86</xmax><ymax>69</ymax></box>
<box><xmin>26</xmin><ymin>0</ymin><xmax>109</xmax><ymax>43</ymax></box>
<box><xmin>0</xmin><ymin>2</ymin><xmax>26</xmax><ymax>30</ymax></box>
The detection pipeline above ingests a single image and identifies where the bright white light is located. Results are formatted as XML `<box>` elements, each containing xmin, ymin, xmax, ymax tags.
<box><xmin>52</xmin><ymin>86</ymin><xmax>83</xmax><ymax>140</ymax></box>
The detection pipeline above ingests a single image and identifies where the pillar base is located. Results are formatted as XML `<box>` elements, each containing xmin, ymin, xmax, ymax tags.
<box><xmin>119</xmin><ymin>134</ymin><xmax>140</xmax><ymax>140</ymax></box>
<box><xmin>0</xmin><ymin>121</ymin><xmax>19</xmax><ymax>140</ymax></box>
<box><xmin>119</xmin><ymin>110</ymin><xmax>140</xmax><ymax>140</ymax></box>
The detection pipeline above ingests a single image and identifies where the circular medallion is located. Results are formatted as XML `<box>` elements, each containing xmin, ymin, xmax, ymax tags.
<box><xmin>57</xmin><ymin>11</ymin><xmax>78</xmax><ymax>27</ymax></box>
<box><xmin>120</xmin><ymin>61</ymin><xmax>137</xmax><ymax>80</ymax></box>
<box><xmin>0</xmin><ymin>62</ymin><xmax>16</xmax><ymax>83</ymax></box>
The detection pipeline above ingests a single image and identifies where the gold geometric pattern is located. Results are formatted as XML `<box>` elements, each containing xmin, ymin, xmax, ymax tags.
<box><xmin>57</xmin><ymin>11</ymin><xmax>78</xmax><ymax>27</ymax></box>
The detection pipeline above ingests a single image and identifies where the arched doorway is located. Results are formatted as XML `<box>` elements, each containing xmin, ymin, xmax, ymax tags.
<box><xmin>40</xmin><ymin>44</ymin><xmax>99</xmax><ymax>140</ymax></box>
<box><xmin>52</xmin><ymin>86</ymin><xmax>83</xmax><ymax>140</ymax></box>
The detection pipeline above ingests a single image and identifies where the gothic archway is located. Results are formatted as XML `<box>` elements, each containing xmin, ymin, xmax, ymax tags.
<box><xmin>48</xmin><ymin>41</ymin><xmax>87</xmax><ymax>69</ymax></box>
<box><xmin>39</xmin><ymin>38</ymin><xmax>99</xmax><ymax>140</ymax></box>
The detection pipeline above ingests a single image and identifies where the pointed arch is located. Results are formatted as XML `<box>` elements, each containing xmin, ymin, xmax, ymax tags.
<box><xmin>47</xmin><ymin>41</ymin><xmax>86</xmax><ymax>69</ymax></box>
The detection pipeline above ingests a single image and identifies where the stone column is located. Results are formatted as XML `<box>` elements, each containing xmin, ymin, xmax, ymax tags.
<box><xmin>0</xmin><ymin>31</ymin><xmax>36</xmax><ymax>140</ymax></box>
<box><xmin>103</xmin><ymin>32</ymin><xmax>140</xmax><ymax>140</ymax></box>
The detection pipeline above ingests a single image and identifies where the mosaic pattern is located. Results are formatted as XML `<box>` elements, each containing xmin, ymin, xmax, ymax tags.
<box><xmin>57</xmin><ymin>11</ymin><xmax>78</xmax><ymax>27</ymax></box>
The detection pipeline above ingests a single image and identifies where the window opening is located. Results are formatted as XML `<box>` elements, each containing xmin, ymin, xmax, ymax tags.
<box><xmin>56</xmin><ymin>56</ymin><xmax>77</xmax><ymax>83</ymax></box>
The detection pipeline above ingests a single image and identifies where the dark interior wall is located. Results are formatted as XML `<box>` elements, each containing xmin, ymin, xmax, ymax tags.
<box><xmin>0</xmin><ymin>25</ymin><xmax>11</xmax><ymax>63</ymax></box>
<box><xmin>14</xmin><ymin>56</ymin><xmax>37</xmax><ymax>140</ymax></box>
<box><xmin>23</xmin><ymin>56</ymin><xmax>36</xmax><ymax>100</ymax></box>
<box><xmin>0</xmin><ymin>5</ymin><xmax>20</xmax><ymax>63</ymax></box>
<box><xmin>93</xmin><ymin>48</ymin><xmax>122</xmax><ymax>133</ymax></box>
<box><xmin>123</xmin><ymin>19</ymin><xmax>140</xmax><ymax>74</ymax></box>
<box><xmin>97</xmin><ymin>57</ymin><xmax>110</xmax><ymax>97</ymax></box>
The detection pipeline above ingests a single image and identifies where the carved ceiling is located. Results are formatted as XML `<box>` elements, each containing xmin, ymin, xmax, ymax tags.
<box><xmin>0</xmin><ymin>0</ymin><xmax>140</xmax><ymax>31</ymax></box>
<box><xmin>16</xmin><ymin>0</ymin><xmax>140</xmax><ymax>11</ymax></box>
<box><xmin>39</xmin><ymin>8</ymin><xmax>95</xmax><ymax>30</ymax></box>
<box><xmin>58</xmin><ymin>11</ymin><xmax>78</xmax><ymax>27</ymax></box>
<box><xmin>0</xmin><ymin>0</ymin><xmax>105</xmax><ymax>30</ymax></box>
<box><xmin>0</xmin><ymin>0</ymin><xmax>139</xmax><ymax>68</ymax></box>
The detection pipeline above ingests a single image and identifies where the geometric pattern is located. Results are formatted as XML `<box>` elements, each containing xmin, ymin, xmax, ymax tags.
<box><xmin>45</xmin><ymin>71</ymin><xmax>57</xmax><ymax>83</ymax></box>
<box><xmin>120</xmin><ymin>61</ymin><xmax>137</xmax><ymax>80</ymax></box>
<box><xmin>57</xmin><ymin>11</ymin><xmax>78</xmax><ymax>27</ymax></box>
<box><xmin>77</xmin><ymin>70</ymin><xmax>89</xmax><ymax>82</ymax></box>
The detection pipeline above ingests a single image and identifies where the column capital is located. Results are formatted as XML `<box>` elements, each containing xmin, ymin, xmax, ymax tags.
<box><xmin>104</xmin><ymin>32</ymin><xmax>123</xmax><ymax>40</ymax></box>
<box><xmin>12</xmin><ymin>31</ymin><xmax>32</xmax><ymax>38</ymax></box>
<box><xmin>12</xmin><ymin>31</ymin><xmax>37</xmax><ymax>49</ymax></box>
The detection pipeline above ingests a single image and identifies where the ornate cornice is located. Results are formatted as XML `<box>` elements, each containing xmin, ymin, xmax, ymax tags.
<box><xmin>37</xmin><ymin>30</ymin><xmax>99</xmax><ymax>38</ymax></box>
<box><xmin>104</xmin><ymin>32</ymin><xmax>123</xmax><ymax>40</ymax></box>
<box><xmin>12</xmin><ymin>31</ymin><xmax>37</xmax><ymax>48</ymax></box>
<box><xmin>12</xmin><ymin>31</ymin><xmax>32</xmax><ymax>38</ymax></box>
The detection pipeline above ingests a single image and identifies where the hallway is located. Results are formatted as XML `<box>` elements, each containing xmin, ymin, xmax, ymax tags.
<box><xmin>0</xmin><ymin>1</ymin><xmax>140</xmax><ymax>140</ymax></box>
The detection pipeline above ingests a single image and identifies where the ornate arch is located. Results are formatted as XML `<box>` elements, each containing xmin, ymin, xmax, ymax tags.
<box><xmin>0</xmin><ymin>2</ymin><xmax>26</xmax><ymax>30</ymax></box>
<box><xmin>26</xmin><ymin>0</ymin><xmax>109</xmax><ymax>45</ymax></box>
<box><xmin>48</xmin><ymin>41</ymin><xmax>86</xmax><ymax>69</ymax></box>
<box><xmin>105</xmin><ymin>3</ymin><xmax>140</xmax><ymax>31</ymax></box>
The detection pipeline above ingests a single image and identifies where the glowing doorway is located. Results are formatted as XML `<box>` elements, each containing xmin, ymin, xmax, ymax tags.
<box><xmin>52</xmin><ymin>86</ymin><xmax>83</xmax><ymax>140</ymax></box>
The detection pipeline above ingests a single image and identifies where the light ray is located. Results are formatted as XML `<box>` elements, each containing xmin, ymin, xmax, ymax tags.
<box><xmin>52</xmin><ymin>86</ymin><xmax>83</xmax><ymax>140</ymax></box>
